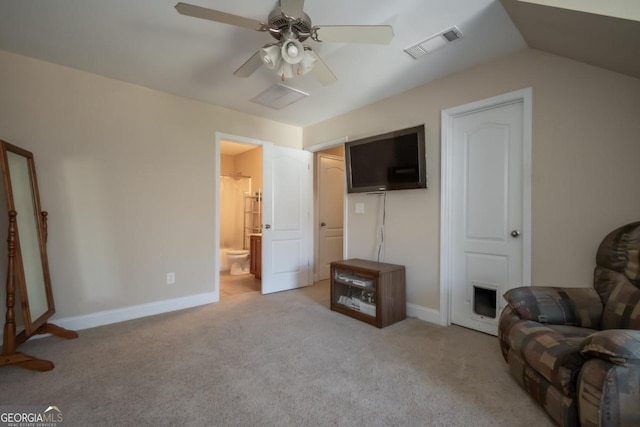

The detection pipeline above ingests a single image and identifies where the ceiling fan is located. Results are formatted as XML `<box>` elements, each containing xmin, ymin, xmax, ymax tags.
<box><xmin>175</xmin><ymin>0</ymin><xmax>394</xmax><ymax>85</ymax></box>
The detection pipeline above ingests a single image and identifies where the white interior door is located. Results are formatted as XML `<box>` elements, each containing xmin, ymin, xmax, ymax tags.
<box><xmin>317</xmin><ymin>154</ymin><xmax>344</xmax><ymax>280</ymax></box>
<box><xmin>261</xmin><ymin>143</ymin><xmax>313</xmax><ymax>294</ymax></box>
<box><xmin>449</xmin><ymin>99</ymin><xmax>528</xmax><ymax>336</ymax></box>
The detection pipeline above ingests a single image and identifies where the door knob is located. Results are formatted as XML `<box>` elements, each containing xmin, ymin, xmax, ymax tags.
<box><xmin>320</xmin><ymin>222</ymin><xmax>326</xmax><ymax>227</ymax></box>
<box><xmin>264</xmin><ymin>224</ymin><xmax>271</xmax><ymax>229</ymax></box>
<box><xmin>511</xmin><ymin>230</ymin><xmax>521</xmax><ymax>238</ymax></box>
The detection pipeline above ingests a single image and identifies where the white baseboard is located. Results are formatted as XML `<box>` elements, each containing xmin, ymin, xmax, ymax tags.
<box><xmin>407</xmin><ymin>303</ymin><xmax>444</xmax><ymax>326</ymax></box>
<box><xmin>1</xmin><ymin>292</ymin><xmax>218</xmax><ymax>341</ymax></box>
<box><xmin>3</xmin><ymin>295</ymin><xmax>441</xmax><ymax>341</ymax></box>
<box><xmin>54</xmin><ymin>292</ymin><xmax>218</xmax><ymax>332</ymax></box>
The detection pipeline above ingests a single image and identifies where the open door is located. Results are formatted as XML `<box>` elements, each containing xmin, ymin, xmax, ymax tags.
<box><xmin>261</xmin><ymin>143</ymin><xmax>313</xmax><ymax>294</ymax></box>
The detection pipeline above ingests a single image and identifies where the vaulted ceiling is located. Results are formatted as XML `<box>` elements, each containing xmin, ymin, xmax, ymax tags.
<box><xmin>0</xmin><ymin>1</ymin><xmax>638</xmax><ymax>127</ymax></box>
<box><xmin>500</xmin><ymin>0</ymin><xmax>640</xmax><ymax>80</ymax></box>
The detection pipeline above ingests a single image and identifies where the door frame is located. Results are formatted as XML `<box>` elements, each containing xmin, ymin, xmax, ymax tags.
<box><xmin>439</xmin><ymin>88</ymin><xmax>533</xmax><ymax>326</ymax></box>
<box><xmin>315</xmin><ymin>152</ymin><xmax>346</xmax><ymax>281</ymax></box>
<box><xmin>214</xmin><ymin>132</ymin><xmax>266</xmax><ymax>302</ymax></box>
<box><xmin>306</xmin><ymin>137</ymin><xmax>348</xmax><ymax>282</ymax></box>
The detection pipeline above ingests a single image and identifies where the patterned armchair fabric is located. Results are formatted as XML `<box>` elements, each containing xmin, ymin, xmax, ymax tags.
<box><xmin>503</xmin><ymin>286</ymin><xmax>603</xmax><ymax>328</ymax></box>
<box><xmin>499</xmin><ymin>222</ymin><xmax>640</xmax><ymax>427</ymax></box>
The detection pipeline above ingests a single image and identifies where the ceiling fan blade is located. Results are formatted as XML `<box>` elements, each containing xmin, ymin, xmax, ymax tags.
<box><xmin>280</xmin><ymin>0</ymin><xmax>305</xmax><ymax>19</ymax></box>
<box><xmin>313</xmin><ymin>25</ymin><xmax>394</xmax><ymax>44</ymax></box>
<box><xmin>233</xmin><ymin>52</ymin><xmax>264</xmax><ymax>78</ymax></box>
<box><xmin>175</xmin><ymin>2</ymin><xmax>266</xmax><ymax>31</ymax></box>
<box><xmin>307</xmin><ymin>50</ymin><xmax>337</xmax><ymax>86</ymax></box>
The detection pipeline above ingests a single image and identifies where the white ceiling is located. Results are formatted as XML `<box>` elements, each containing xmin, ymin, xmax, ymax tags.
<box><xmin>0</xmin><ymin>0</ymin><xmax>527</xmax><ymax>127</ymax></box>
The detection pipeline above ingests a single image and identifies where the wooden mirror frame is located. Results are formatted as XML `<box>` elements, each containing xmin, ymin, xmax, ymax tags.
<box><xmin>0</xmin><ymin>140</ymin><xmax>77</xmax><ymax>372</ymax></box>
<box><xmin>1</xmin><ymin>141</ymin><xmax>54</xmax><ymax>333</ymax></box>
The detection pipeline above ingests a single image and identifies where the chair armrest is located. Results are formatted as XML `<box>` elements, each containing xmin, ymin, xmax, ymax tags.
<box><xmin>503</xmin><ymin>286</ymin><xmax>603</xmax><ymax>328</ymax></box>
<box><xmin>579</xmin><ymin>357</ymin><xmax>640</xmax><ymax>426</ymax></box>
<box><xmin>581</xmin><ymin>329</ymin><xmax>640</xmax><ymax>366</ymax></box>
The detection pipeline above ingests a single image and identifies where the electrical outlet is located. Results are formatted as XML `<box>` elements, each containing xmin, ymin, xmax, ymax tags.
<box><xmin>166</xmin><ymin>272</ymin><xmax>175</xmax><ymax>285</ymax></box>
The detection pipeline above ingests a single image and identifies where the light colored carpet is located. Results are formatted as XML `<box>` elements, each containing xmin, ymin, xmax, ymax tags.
<box><xmin>0</xmin><ymin>281</ymin><xmax>554</xmax><ymax>426</ymax></box>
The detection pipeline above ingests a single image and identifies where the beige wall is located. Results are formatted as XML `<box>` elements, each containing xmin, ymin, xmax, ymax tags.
<box><xmin>235</xmin><ymin>147</ymin><xmax>263</xmax><ymax>194</ymax></box>
<box><xmin>220</xmin><ymin>148</ymin><xmax>262</xmax><ymax>192</ymax></box>
<box><xmin>220</xmin><ymin>154</ymin><xmax>236</xmax><ymax>176</ymax></box>
<box><xmin>2</xmin><ymin>46</ymin><xmax>639</xmax><ymax>323</ymax></box>
<box><xmin>0</xmin><ymin>50</ymin><xmax>301</xmax><ymax>319</ymax></box>
<box><xmin>304</xmin><ymin>48</ymin><xmax>640</xmax><ymax>312</ymax></box>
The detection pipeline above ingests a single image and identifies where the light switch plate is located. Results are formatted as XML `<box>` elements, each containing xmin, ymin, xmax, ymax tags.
<box><xmin>355</xmin><ymin>203</ymin><xmax>365</xmax><ymax>214</ymax></box>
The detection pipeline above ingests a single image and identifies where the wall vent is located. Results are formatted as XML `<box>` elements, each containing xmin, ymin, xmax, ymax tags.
<box><xmin>404</xmin><ymin>26</ymin><xmax>463</xmax><ymax>60</ymax></box>
<box><xmin>250</xmin><ymin>83</ymin><xmax>309</xmax><ymax>110</ymax></box>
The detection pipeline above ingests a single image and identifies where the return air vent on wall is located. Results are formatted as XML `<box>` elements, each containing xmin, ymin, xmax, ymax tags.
<box><xmin>250</xmin><ymin>83</ymin><xmax>309</xmax><ymax>110</ymax></box>
<box><xmin>404</xmin><ymin>26</ymin><xmax>463</xmax><ymax>60</ymax></box>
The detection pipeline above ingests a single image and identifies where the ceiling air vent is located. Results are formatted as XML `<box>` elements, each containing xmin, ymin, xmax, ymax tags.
<box><xmin>250</xmin><ymin>83</ymin><xmax>309</xmax><ymax>110</ymax></box>
<box><xmin>404</xmin><ymin>26</ymin><xmax>463</xmax><ymax>60</ymax></box>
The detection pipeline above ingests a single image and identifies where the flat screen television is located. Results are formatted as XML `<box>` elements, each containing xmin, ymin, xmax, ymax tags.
<box><xmin>345</xmin><ymin>124</ymin><xmax>426</xmax><ymax>193</ymax></box>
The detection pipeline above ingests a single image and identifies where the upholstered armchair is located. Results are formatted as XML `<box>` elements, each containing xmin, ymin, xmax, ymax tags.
<box><xmin>499</xmin><ymin>222</ymin><xmax>640</xmax><ymax>427</ymax></box>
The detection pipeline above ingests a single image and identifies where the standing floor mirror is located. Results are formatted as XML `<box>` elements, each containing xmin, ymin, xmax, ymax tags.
<box><xmin>0</xmin><ymin>140</ymin><xmax>77</xmax><ymax>372</ymax></box>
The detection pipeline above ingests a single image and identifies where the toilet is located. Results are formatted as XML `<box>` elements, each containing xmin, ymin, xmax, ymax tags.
<box><xmin>226</xmin><ymin>249</ymin><xmax>250</xmax><ymax>275</ymax></box>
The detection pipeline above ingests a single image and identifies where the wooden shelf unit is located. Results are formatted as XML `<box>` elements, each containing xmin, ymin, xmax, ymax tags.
<box><xmin>330</xmin><ymin>259</ymin><xmax>406</xmax><ymax>328</ymax></box>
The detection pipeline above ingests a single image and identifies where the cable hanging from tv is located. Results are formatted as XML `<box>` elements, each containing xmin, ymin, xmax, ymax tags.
<box><xmin>377</xmin><ymin>191</ymin><xmax>387</xmax><ymax>262</ymax></box>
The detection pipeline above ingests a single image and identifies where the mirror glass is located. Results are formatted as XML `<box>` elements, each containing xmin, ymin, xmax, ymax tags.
<box><xmin>0</xmin><ymin>142</ymin><xmax>54</xmax><ymax>336</ymax></box>
<box><xmin>7</xmin><ymin>151</ymin><xmax>49</xmax><ymax>321</ymax></box>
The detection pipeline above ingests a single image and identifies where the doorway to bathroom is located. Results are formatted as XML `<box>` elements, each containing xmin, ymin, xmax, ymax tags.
<box><xmin>219</xmin><ymin>140</ymin><xmax>263</xmax><ymax>298</ymax></box>
<box><xmin>215</xmin><ymin>134</ymin><xmax>313</xmax><ymax>299</ymax></box>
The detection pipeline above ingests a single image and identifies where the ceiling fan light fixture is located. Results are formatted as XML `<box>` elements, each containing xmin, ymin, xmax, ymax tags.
<box><xmin>286</xmin><ymin>43</ymin><xmax>298</xmax><ymax>57</ymax></box>
<box><xmin>298</xmin><ymin>50</ymin><xmax>316</xmax><ymax>75</ymax></box>
<box><xmin>177</xmin><ymin>2</ymin><xmax>397</xmax><ymax>85</ymax></box>
<box><xmin>260</xmin><ymin>44</ymin><xmax>282</xmax><ymax>70</ymax></box>
<box><xmin>281</xmin><ymin>39</ymin><xmax>305</xmax><ymax>64</ymax></box>
<box><xmin>277</xmin><ymin>62</ymin><xmax>296</xmax><ymax>80</ymax></box>
<box><xmin>260</xmin><ymin>42</ymin><xmax>316</xmax><ymax>81</ymax></box>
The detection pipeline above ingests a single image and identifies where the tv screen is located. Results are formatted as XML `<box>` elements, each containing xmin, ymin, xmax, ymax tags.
<box><xmin>345</xmin><ymin>125</ymin><xmax>426</xmax><ymax>193</ymax></box>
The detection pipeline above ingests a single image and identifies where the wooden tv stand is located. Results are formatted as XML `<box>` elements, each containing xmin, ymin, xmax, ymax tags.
<box><xmin>330</xmin><ymin>259</ymin><xmax>406</xmax><ymax>328</ymax></box>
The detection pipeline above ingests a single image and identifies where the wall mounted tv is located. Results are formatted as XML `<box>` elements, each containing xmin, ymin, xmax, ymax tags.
<box><xmin>345</xmin><ymin>124</ymin><xmax>426</xmax><ymax>193</ymax></box>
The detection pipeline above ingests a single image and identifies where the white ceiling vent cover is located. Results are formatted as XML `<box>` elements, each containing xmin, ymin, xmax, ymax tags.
<box><xmin>250</xmin><ymin>83</ymin><xmax>309</xmax><ymax>110</ymax></box>
<box><xmin>405</xmin><ymin>26</ymin><xmax>463</xmax><ymax>60</ymax></box>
